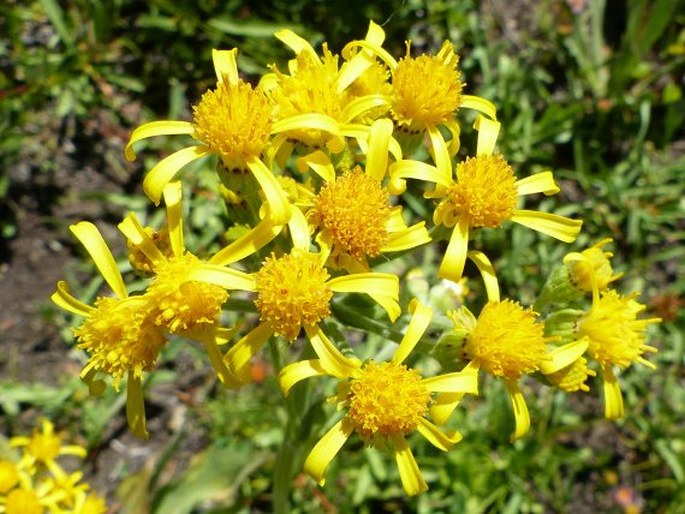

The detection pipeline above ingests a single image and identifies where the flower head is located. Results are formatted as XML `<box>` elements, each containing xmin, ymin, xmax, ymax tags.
<box><xmin>254</xmin><ymin>249</ymin><xmax>334</xmax><ymax>340</ymax></box>
<box><xmin>279</xmin><ymin>301</ymin><xmax>478</xmax><ymax>496</ymax></box>
<box><xmin>566</xmin><ymin>238</ymin><xmax>623</xmax><ymax>293</ymax></box>
<box><xmin>192</xmin><ymin>80</ymin><xmax>272</xmax><ymax>170</ymax></box>
<box><xmin>390</xmin><ymin>116</ymin><xmax>582</xmax><ymax>281</ymax></box>
<box><xmin>391</xmin><ymin>41</ymin><xmax>463</xmax><ymax>129</ymax></box>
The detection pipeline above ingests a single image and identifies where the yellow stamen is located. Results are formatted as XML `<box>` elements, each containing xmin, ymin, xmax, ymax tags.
<box><xmin>345</xmin><ymin>361</ymin><xmax>430</xmax><ymax>440</ymax></box>
<box><xmin>74</xmin><ymin>297</ymin><xmax>166</xmax><ymax>388</ymax></box>
<box><xmin>254</xmin><ymin>250</ymin><xmax>333</xmax><ymax>340</ymax></box>
<box><xmin>192</xmin><ymin>80</ymin><xmax>272</xmax><ymax>169</ymax></box>
<box><xmin>460</xmin><ymin>300</ymin><xmax>548</xmax><ymax>379</ymax></box>
<box><xmin>312</xmin><ymin>169</ymin><xmax>391</xmax><ymax>259</ymax></box>
<box><xmin>146</xmin><ymin>253</ymin><xmax>229</xmax><ymax>335</ymax></box>
<box><xmin>578</xmin><ymin>290</ymin><xmax>660</xmax><ymax>369</ymax></box>
<box><xmin>391</xmin><ymin>41</ymin><xmax>462</xmax><ymax>128</ymax></box>
<box><xmin>546</xmin><ymin>356</ymin><xmax>596</xmax><ymax>392</ymax></box>
<box><xmin>437</xmin><ymin>154</ymin><xmax>518</xmax><ymax>228</ymax></box>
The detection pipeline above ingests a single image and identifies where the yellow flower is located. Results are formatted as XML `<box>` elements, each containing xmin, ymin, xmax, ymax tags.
<box><xmin>566</xmin><ymin>238</ymin><xmax>623</xmax><ymax>293</ymax></box>
<box><xmin>188</xmin><ymin>217</ymin><xmax>400</xmax><ymax>385</ymax></box>
<box><xmin>390</xmin><ymin>116</ymin><xmax>583</xmax><ymax>282</ymax></box>
<box><xmin>343</xmin><ymin>22</ymin><xmax>497</xmax><ymax>160</ymax></box>
<box><xmin>279</xmin><ymin>301</ymin><xmax>478</xmax><ymax>496</ymax></box>
<box><xmin>51</xmin><ymin>222</ymin><xmax>166</xmax><ymax>438</ymax></box>
<box><xmin>118</xmin><ymin>182</ymin><xmax>264</xmax><ymax>387</ymax></box>
<box><xmin>260</xmin><ymin>22</ymin><xmax>393</xmax><ymax>161</ymax></box>
<box><xmin>124</xmin><ymin>48</ymin><xmax>290</xmax><ymax>225</ymax></box>
<box><xmin>298</xmin><ymin>118</ymin><xmax>430</xmax><ymax>270</ymax></box>
<box><xmin>432</xmin><ymin>251</ymin><xmax>585</xmax><ymax>439</ymax></box>
<box><xmin>554</xmin><ymin>252</ymin><xmax>661</xmax><ymax>419</ymax></box>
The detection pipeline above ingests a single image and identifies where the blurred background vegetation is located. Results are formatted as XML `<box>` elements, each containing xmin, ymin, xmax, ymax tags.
<box><xmin>1</xmin><ymin>0</ymin><xmax>684</xmax><ymax>512</ymax></box>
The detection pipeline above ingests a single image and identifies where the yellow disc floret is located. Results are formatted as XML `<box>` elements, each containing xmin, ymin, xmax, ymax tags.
<box><xmin>578</xmin><ymin>290</ymin><xmax>659</xmax><ymax>370</ymax></box>
<box><xmin>546</xmin><ymin>356</ymin><xmax>596</xmax><ymax>392</ymax></box>
<box><xmin>73</xmin><ymin>297</ymin><xmax>167</xmax><ymax>388</ymax></box>
<box><xmin>146</xmin><ymin>253</ymin><xmax>229</xmax><ymax>335</ymax></box>
<box><xmin>391</xmin><ymin>41</ymin><xmax>463</xmax><ymax>128</ymax></box>
<box><xmin>345</xmin><ymin>361</ymin><xmax>430</xmax><ymax>439</ymax></box>
<box><xmin>4</xmin><ymin>489</ymin><xmax>44</xmax><ymax>514</ymax></box>
<box><xmin>462</xmin><ymin>300</ymin><xmax>548</xmax><ymax>379</ymax></box>
<box><xmin>312</xmin><ymin>169</ymin><xmax>391</xmax><ymax>259</ymax></box>
<box><xmin>254</xmin><ymin>250</ymin><xmax>333</xmax><ymax>340</ymax></box>
<box><xmin>192</xmin><ymin>80</ymin><xmax>272</xmax><ymax>169</ymax></box>
<box><xmin>437</xmin><ymin>154</ymin><xmax>518</xmax><ymax>228</ymax></box>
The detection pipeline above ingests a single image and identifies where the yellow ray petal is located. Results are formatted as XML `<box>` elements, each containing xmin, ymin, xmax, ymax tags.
<box><xmin>305</xmin><ymin>325</ymin><xmax>361</xmax><ymax>378</ymax></box>
<box><xmin>444</xmin><ymin>119</ymin><xmax>461</xmax><ymax>156</ymax></box>
<box><xmin>341</xmin><ymin>94</ymin><xmax>391</xmax><ymax>123</ymax></box>
<box><xmin>602</xmin><ymin>367</ymin><xmax>624</xmax><ymax>420</ymax></box>
<box><xmin>246</xmin><ymin>156</ymin><xmax>292</xmax><ymax>225</ymax></box>
<box><xmin>288</xmin><ymin>206</ymin><xmax>312</xmax><ymax>251</ymax></box>
<box><xmin>203</xmin><ymin>337</ymin><xmax>240</xmax><ymax>388</ymax></box>
<box><xmin>381</xmin><ymin>221</ymin><xmax>431</xmax><ymax>253</ymax></box>
<box><xmin>473</xmin><ymin>115</ymin><xmax>500</xmax><ymax>156</ymax></box>
<box><xmin>143</xmin><ymin>145</ymin><xmax>210</xmax><ymax>204</ymax></box>
<box><xmin>515</xmin><ymin>171</ymin><xmax>560</xmax><ymax>196</ymax></box>
<box><xmin>461</xmin><ymin>95</ymin><xmax>497</xmax><ymax>120</ymax></box>
<box><xmin>118</xmin><ymin>214</ymin><xmax>166</xmax><ymax>265</ymax></box>
<box><xmin>540</xmin><ymin>337</ymin><xmax>589</xmax><ymax>375</ymax></box>
<box><xmin>365</xmin><ymin>118</ymin><xmax>393</xmax><ymax>180</ymax></box>
<box><xmin>343</xmin><ymin>39</ymin><xmax>398</xmax><ymax>69</ymax></box>
<box><xmin>390</xmin><ymin>160</ymin><xmax>453</xmax><ymax>188</ymax></box>
<box><xmin>304</xmin><ymin>419</ymin><xmax>354</xmax><ymax>485</ymax></box>
<box><xmin>392</xmin><ymin>434</ymin><xmax>428</xmax><ymax>496</ymax></box>
<box><xmin>369</xmin><ymin>293</ymin><xmax>402</xmax><ymax>322</ymax></box>
<box><xmin>187</xmin><ymin>263</ymin><xmax>256</xmax><ymax>291</ymax></box>
<box><xmin>466</xmin><ymin>250</ymin><xmax>500</xmax><ymax>303</ymax></box>
<box><xmin>427</xmin><ymin>124</ymin><xmax>452</xmax><ymax>180</ymax></box>
<box><xmin>295</xmin><ymin>150</ymin><xmax>335</xmax><ymax>182</ymax></box>
<box><xmin>438</xmin><ymin>217</ymin><xmax>470</xmax><ymax>283</ymax></box>
<box><xmin>417</xmin><ymin>418</ymin><xmax>462</xmax><ymax>451</ymax></box>
<box><xmin>431</xmin><ymin>392</ymin><xmax>465</xmax><ymax>425</ymax></box>
<box><xmin>392</xmin><ymin>301</ymin><xmax>432</xmax><ymax>365</ymax></box>
<box><xmin>51</xmin><ymin>281</ymin><xmax>94</xmax><ymax>317</ymax></box>
<box><xmin>511</xmin><ymin>210</ymin><xmax>583</xmax><ymax>243</ymax></box>
<box><xmin>338</xmin><ymin>20</ymin><xmax>386</xmax><ymax>90</ymax></box>
<box><xmin>275</xmin><ymin>29</ymin><xmax>319</xmax><ymax>59</ymax></box>
<box><xmin>163</xmin><ymin>182</ymin><xmax>184</xmax><ymax>257</ymax></box>
<box><xmin>272</xmin><ymin>113</ymin><xmax>340</xmax><ymax>136</ymax></box>
<box><xmin>212</xmin><ymin>48</ymin><xmax>239</xmax><ymax>85</ymax></box>
<box><xmin>506</xmin><ymin>380</ymin><xmax>530</xmax><ymax>441</ymax></box>
<box><xmin>225</xmin><ymin>323</ymin><xmax>274</xmax><ymax>377</ymax></box>
<box><xmin>126</xmin><ymin>374</ymin><xmax>148</xmax><ymax>439</ymax></box>
<box><xmin>210</xmin><ymin>217</ymin><xmax>283</xmax><ymax>266</ymax></box>
<box><xmin>279</xmin><ymin>359</ymin><xmax>329</xmax><ymax>396</ymax></box>
<box><xmin>421</xmin><ymin>368</ymin><xmax>479</xmax><ymax>394</ymax></box>
<box><xmin>385</xmin><ymin>206</ymin><xmax>409</xmax><ymax>232</ymax></box>
<box><xmin>125</xmin><ymin>120</ymin><xmax>194</xmax><ymax>161</ymax></box>
<box><xmin>70</xmin><ymin>221</ymin><xmax>127</xmax><ymax>299</ymax></box>
<box><xmin>328</xmin><ymin>273</ymin><xmax>399</xmax><ymax>297</ymax></box>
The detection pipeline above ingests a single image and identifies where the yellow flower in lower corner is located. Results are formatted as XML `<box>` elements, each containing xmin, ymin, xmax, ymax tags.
<box><xmin>389</xmin><ymin>116</ymin><xmax>582</xmax><ymax>282</ymax></box>
<box><xmin>279</xmin><ymin>301</ymin><xmax>478</xmax><ymax>496</ymax></box>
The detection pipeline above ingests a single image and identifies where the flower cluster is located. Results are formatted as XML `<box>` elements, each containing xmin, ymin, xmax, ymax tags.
<box><xmin>52</xmin><ymin>21</ymin><xmax>661</xmax><ymax>496</ymax></box>
<box><xmin>0</xmin><ymin>420</ymin><xmax>106</xmax><ymax>514</ymax></box>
